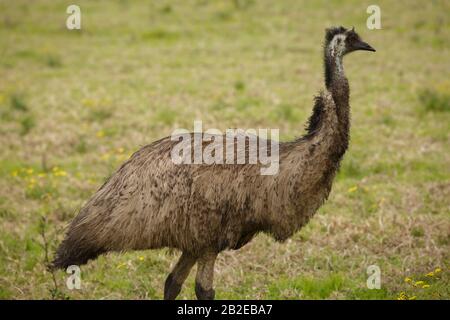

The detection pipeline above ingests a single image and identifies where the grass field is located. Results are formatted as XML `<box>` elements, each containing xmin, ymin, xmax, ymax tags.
<box><xmin>0</xmin><ymin>0</ymin><xmax>449</xmax><ymax>300</ymax></box>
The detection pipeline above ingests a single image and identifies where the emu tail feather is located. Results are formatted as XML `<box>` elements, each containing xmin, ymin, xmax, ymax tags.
<box><xmin>50</xmin><ymin>235</ymin><xmax>105</xmax><ymax>270</ymax></box>
<box><xmin>51</xmin><ymin>171</ymin><xmax>140</xmax><ymax>270</ymax></box>
<box><xmin>50</xmin><ymin>206</ymin><xmax>109</xmax><ymax>270</ymax></box>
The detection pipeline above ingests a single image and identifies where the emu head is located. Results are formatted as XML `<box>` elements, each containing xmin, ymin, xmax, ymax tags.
<box><xmin>325</xmin><ymin>26</ymin><xmax>375</xmax><ymax>58</ymax></box>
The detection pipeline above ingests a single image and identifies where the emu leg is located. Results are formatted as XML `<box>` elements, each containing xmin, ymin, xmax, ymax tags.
<box><xmin>164</xmin><ymin>252</ymin><xmax>196</xmax><ymax>300</ymax></box>
<box><xmin>195</xmin><ymin>252</ymin><xmax>217</xmax><ymax>300</ymax></box>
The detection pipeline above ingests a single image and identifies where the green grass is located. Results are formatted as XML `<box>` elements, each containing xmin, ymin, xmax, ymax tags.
<box><xmin>10</xmin><ymin>94</ymin><xmax>28</xmax><ymax>112</ymax></box>
<box><xmin>0</xmin><ymin>0</ymin><xmax>449</xmax><ymax>300</ymax></box>
<box><xmin>267</xmin><ymin>273</ymin><xmax>346</xmax><ymax>299</ymax></box>
<box><xmin>418</xmin><ymin>89</ymin><xmax>450</xmax><ymax>113</ymax></box>
<box><xmin>19</xmin><ymin>115</ymin><xmax>35</xmax><ymax>135</ymax></box>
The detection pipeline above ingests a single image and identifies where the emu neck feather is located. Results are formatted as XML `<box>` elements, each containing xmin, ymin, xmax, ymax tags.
<box><xmin>319</xmin><ymin>48</ymin><xmax>350</xmax><ymax>160</ymax></box>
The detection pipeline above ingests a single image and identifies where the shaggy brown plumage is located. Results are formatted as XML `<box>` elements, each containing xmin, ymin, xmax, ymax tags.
<box><xmin>52</xmin><ymin>26</ymin><xmax>375</xmax><ymax>300</ymax></box>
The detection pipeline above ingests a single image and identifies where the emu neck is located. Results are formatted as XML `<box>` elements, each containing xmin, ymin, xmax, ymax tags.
<box><xmin>325</xmin><ymin>51</ymin><xmax>345</xmax><ymax>89</ymax></box>
<box><xmin>265</xmin><ymin>45</ymin><xmax>353</xmax><ymax>239</ymax></box>
<box><xmin>322</xmin><ymin>50</ymin><xmax>350</xmax><ymax>160</ymax></box>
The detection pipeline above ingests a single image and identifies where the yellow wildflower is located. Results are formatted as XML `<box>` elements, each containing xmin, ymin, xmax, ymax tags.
<box><xmin>404</xmin><ymin>277</ymin><xmax>412</xmax><ymax>283</ymax></box>
<box><xmin>422</xmin><ymin>284</ymin><xmax>430</xmax><ymax>289</ymax></box>
<box><xmin>414</xmin><ymin>281</ymin><xmax>425</xmax><ymax>286</ymax></box>
<box><xmin>96</xmin><ymin>130</ymin><xmax>105</xmax><ymax>138</ymax></box>
<box><xmin>347</xmin><ymin>186</ymin><xmax>358</xmax><ymax>193</ymax></box>
<box><xmin>11</xmin><ymin>170</ymin><xmax>18</xmax><ymax>177</ymax></box>
<box><xmin>434</xmin><ymin>268</ymin><xmax>441</xmax><ymax>274</ymax></box>
<box><xmin>51</xmin><ymin>167</ymin><xmax>67</xmax><ymax>177</ymax></box>
<box><xmin>425</xmin><ymin>272</ymin><xmax>434</xmax><ymax>277</ymax></box>
<box><xmin>116</xmin><ymin>147</ymin><xmax>125</xmax><ymax>154</ymax></box>
<box><xmin>408</xmin><ymin>296</ymin><xmax>416</xmax><ymax>300</ymax></box>
<box><xmin>397</xmin><ymin>292</ymin><xmax>407</xmax><ymax>300</ymax></box>
<box><xmin>138</xmin><ymin>256</ymin><xmax>144</xmax><ymax>261</ymax></box>
<box><xmin>54</xmin><ymin>170</ymin><xmax>67</xmax><ymax>177</ymax></box>
<box><xmin>26</xmin><ymin>168</ymin><xmax>34</xmax><ymax>175</ymax></box>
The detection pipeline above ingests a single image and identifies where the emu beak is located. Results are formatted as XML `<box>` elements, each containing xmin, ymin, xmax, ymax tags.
<box><xmin>355</xmin><ymin>40</ymin><xmax>376</xmax><ymax>52</ymax></box>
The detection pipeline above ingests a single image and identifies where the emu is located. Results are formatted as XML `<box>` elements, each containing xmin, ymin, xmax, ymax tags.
<box><xmin>52</xmin><ymin>26</ymin><xmax>375</xmax><ymax>300</ymax></box>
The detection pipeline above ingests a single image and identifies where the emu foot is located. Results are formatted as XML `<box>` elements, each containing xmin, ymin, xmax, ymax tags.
<box><xmin>195</xmin><ymin>283</ymin><xmax>215</xmax><ymax>300</ymax></box>
<box><xmin>164</xmin><ymin>273</ymin><xmax>182</xmax><ymax>300</ymax></box>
